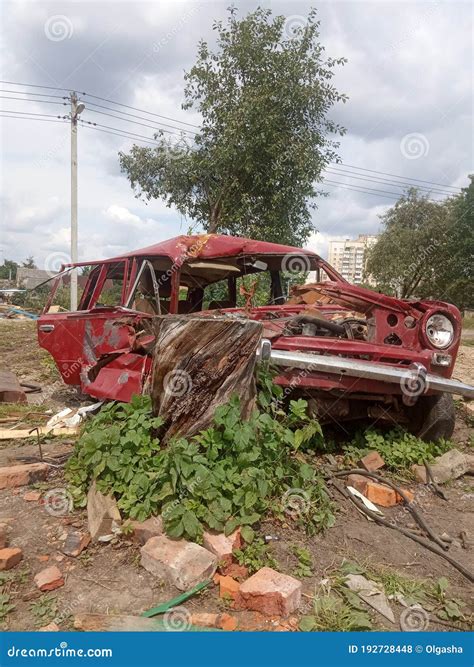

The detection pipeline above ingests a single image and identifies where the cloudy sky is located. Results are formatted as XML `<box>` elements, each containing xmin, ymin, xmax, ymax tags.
<box><xmin>0</xmin><ymin>0</ymin><xmax>472</xmax><ymax>273</ymax></box>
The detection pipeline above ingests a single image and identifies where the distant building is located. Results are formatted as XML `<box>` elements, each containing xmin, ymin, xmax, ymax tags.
<box><xmin>16</xmin><ymin>268</ymin><xmax>51</xmax><ymax>289</ymax></box>
<box><xmin>328</xmin><ymin>234</ymin><xmax>378</xmax><ymax>285</ymax></box>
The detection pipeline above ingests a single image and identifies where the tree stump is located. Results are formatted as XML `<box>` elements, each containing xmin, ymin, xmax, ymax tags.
<box><xmin>151</xmin><ymin>316</ymin><xmax>263</xmax><ymax>442</ymax></box>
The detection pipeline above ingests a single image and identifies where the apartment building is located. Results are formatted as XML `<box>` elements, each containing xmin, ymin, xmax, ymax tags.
<box><xmin>328</xmin><ymin>234</ymin><xmax>378</xmax><ymax>285</ymax></box>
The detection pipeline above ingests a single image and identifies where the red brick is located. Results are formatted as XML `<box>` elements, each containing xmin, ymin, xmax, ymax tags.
<box><xmin>237</xmin><ymin>567</ymin><xmax>301</xmax><ymax>617</ymax></box>
<box><xmin>129</xmin><ymin>516</ymin><xmax>163</xmax><ymax>546</ymax></box>
<box><xmin>190</xmin><ymin>612</ymin><xmax>220</xmax><ymax>628</ymax></box>
<box><xmin>140</xmin><ymin>536</ymin><xmax>217</xmax><ymax>591</ymax></box>
<box><xmin>360</xmin><ymin>451</ymin><xmax>385</xmax><ymax>472</ymax></box>
<box><xmin>37</xmin><ymin>555</ymin><xmax>50</xmax><ymax>563</ymax></box>
<box><xmin>219</xmin><ymin>575</ymin><xmax>240</xmax><ymax>602</ymax></box>
<box><xmin>203</xmin><ymin>529</ymin><xmax>241</xmax><ymax>565</ymax></box>
<box><xmin>347</xmin><ymin>474</ymin><xmax>369</xmax><ymax>495</ymax></box>
<box><xmin>218</xmin><ymin>613</ymin><xmax>237</xmax><ymax>631</ymax></box>
<box><xmin>0</xmin><ymin>547</ymin><xmax>22</xmax><ymax>570</ymax></box>
<box><xmin>364</xmin><ymin>481</ymin><xmax>398</xmax><ymax>507</ymax></box>
<box><xmin>23</xmin><ymin>490</ymin><xmax>42</xmax><ymax>502</ymax></box>
<box><xmin>34</xmin><ymin>565</ymin><xmax>64</xmax><ymax>591</ymax></box>
<box><xmin>0</xmin><ymin>463</ymin><xmax>48</xmax><ymax>489</ymax></box>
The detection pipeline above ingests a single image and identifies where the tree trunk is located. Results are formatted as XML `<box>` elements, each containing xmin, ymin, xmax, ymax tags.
<box><xmin>151</xmin><ymin>316</ymin><xmax>263</xmax><ymax>442</ymax></box>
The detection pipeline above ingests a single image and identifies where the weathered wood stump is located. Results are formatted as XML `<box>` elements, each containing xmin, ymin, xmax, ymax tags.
<box><xmin>151</xmin><ymin>316</ymin><xmax>263</xmax><ymax>442</ymax></box>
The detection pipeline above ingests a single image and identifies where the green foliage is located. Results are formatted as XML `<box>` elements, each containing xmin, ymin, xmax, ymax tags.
<box><xmin>343</xmin><ymin>428</ymin><xmax>452</xmax><ymax>471</ymax></box>
<box><xmin>234</xmin><ymin>538</ymin><xmax>278</xmax><ymax>574</ymax></box>
<box><xmin>292</xmin><ymin>545</ymin><xmax>313</xmax><ymax>578</ymax></box>
<box><xmin>66</xmin><ymin>391</ymin><xmax>333</xmax><ymax>542</ymax></box>
<box><xmin>29</xmin><ymin>595</ymin><xmax>58</xmax><ymax>627</ymax></box>
<box><xmin>366</xmin><ymin>179</ymin><xmax>474</xmax><ymax>309</ymax></box>
<box><xmin>119</xmin><ymin>7</ymin><xmax>347</xmax><ymax>247</ymax></box>
<box><xmin>299</xmin><ymin>591</ymin><xmax>372</xmax><ymax>631</ymax></box>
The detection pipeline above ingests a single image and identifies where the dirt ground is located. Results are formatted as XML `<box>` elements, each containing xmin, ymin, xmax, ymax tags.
<box><xmin>0</xmin><ymin>320</ymin><xmax>472</xmax><ymax>632</ymax></box>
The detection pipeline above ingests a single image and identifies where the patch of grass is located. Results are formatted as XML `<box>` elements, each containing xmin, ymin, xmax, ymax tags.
<box><xmin>338</xmin><ymin>560</ymin><xmax>472</xmax><ymax>628</ymax></box>
<box><xmin>343</xmin><ymin>429</ymin><xmax>453</xmax><ymax>471</ymax></box>
<box><xmin>234</xmin><ymin>538</ymin><xmax>278</xmax><ymax>574</ymax></box>
<box><xmin>0</xmin><ymin>566</ymin><xmax>31</xmax><ymax>594</ymax></box>
<box><xmin>300</xmin><ymin>590</ymin><xmax>372</xmax><ymax>631</ymax></box>
<box><xmin>292</xmin><ymin>545</ymin><xmax>313</xmax><ymax>578</ymax></box>
<box><xmin>29</xmin><ymin>595</ymin><xmax>58</xmax><ymax>628</ymax></box>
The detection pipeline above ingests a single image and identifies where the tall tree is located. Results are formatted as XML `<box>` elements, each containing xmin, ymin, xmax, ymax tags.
<box><xmin>436</xmin><ymin>175</ymin><xmax>473</xmax><ymax>310</ymax></box>
<box><xmin>366</xmin><ymin>189</ymin><xmax>449</xmax><ymax>298</ymax></box>
<box><xmin>119</xmin><ymin>7</ymin><xmax>347</xmax><ymax>247</ymax></box>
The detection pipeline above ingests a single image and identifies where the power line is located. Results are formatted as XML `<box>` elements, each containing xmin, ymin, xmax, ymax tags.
<box><xmin>0</xmin><ymin>109</ymin><xmax>64</xmax><ymax>118</ymax></box>
<box><xmin>78</xmin><ymin>119</ymin><xmax>164</xmax><ymax>145</ymax></box>
<box><xmin>325</xmin><ymin>167</ymin><xmax>456</xmax><ymax>197</ymax></box>
<box><xmin>323</xmin><ymin>179</ymin><xmax>442</xmax><ymax>202</ymax></box>
<box><xmin>0</xmin><ymin>80</ymin><xmax>465</xmax><ymax>194</ymax></box>
<box><xmin>82</xmin><ymin>92</ymin><xmax>201</xmax><ymax>129</ymax></box>
<box><xmin>0</xmin><ymin>89</ymin><xmax>67</xmax><ymax>99</ymax></box>
<box><xmin>85</xmin><ymin>106</ymin><xmax>196</xmax><ymax>137</ymax></box>
<box><xmin>335</xmin><ymin>161</ymin><xmax>462</xmax><ymax>191</ymax></box>
<box><xmin>0</xmin><ymin>80</ymin><xmax>201</xmax><ymax>129</ymax></box>
<box><xmin>0</xmin><ymin>95</ymin><xmax>67</xmax><ymax>107</ymax></box>
<box><xmin>0</xmin><ymin>80</ymin><xmax>72</xmax><ymax>93</ymax></box>
<box><xmin>79</xmin><ymin>121</ymin><xmax>162</xmax><ymax>146</ymax></box>
<box><xmin>0</xmin><ymin>113</ymin><xmax>68</xmax><ymax>125</ymax></box>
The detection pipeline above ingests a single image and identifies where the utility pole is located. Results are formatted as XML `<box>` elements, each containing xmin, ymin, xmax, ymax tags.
<box><xmin>69</xmin><ymin>92</ymin><xmax>84</xmax><ymax>310</ymax></box>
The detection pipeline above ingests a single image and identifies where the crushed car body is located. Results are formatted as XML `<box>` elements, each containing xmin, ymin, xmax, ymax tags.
<box><xmin>37</xmin><ymin>234</ymin><xmax>474</xmax><ymax>441</ymax></box>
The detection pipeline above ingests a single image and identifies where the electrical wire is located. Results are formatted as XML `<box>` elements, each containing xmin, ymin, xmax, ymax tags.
<box><xmin>323</xmin><ymin>179</ymin><xmax>441</xmax><ymax>202</ymax></box>
<box><xmin>325</xmin><ymin>167</ymin><xmax>456</xmax><ymax>197</ymax></box>
<box><xmin>78</xmin><ymin>120</ymin><xmax>162</xmax><ymax>146</ymax></box>
<box><xmin>335</xmin><ymin>161</ymin><xmax>462</xmax><ymax>191</ymax></box>
<box><xmin>0</xmin><ymin>95</ymin><xmax>67</xmax><ymax>107</ymax></box>
<box><xmin>0</xmin><ymin>80</ymin><xmax>465</xmax><ymax>194</ymax></box>
<box><xmin>0</xmin><ymin>89</ymin><xmax>67</xmax><ymax>99</ymax></box>
<box><xmin>84</xmin><ymin>106</ymin><xmax>196</xmax><ymax>136</ymax></box>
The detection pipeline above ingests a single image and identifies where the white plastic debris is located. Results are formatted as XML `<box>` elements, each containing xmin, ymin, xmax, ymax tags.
<box><xmin>346</xmin><ymin>486</ymin><xmax>384</xmax><ymax>515</ymax></box>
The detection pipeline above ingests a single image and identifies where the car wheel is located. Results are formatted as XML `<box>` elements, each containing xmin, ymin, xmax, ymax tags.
<box><xmin>408</xmin><ymin>393</ymin><xmax>456</xmax><ymax>442</ymax></box>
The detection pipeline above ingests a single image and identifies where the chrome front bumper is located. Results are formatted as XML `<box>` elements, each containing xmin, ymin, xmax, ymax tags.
<box><xmin>256</xmin><ymin>339</ymin><xmax>474</xmax><ymax>399</ymax></box>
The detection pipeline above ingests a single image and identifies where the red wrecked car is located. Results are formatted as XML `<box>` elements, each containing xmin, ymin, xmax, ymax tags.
<box><xmin>38</xmin><ymin>234</ymin><xmax>473</xmax><ymax>441</ymax></box>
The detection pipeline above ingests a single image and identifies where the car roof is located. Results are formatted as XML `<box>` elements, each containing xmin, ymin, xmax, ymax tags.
<box><xmin>108</xmin><ymin>234</ymin><xmax>319</xmax><ymax>263</ymax></box>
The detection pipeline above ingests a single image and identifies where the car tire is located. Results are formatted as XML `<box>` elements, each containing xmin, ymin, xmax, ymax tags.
<box><xmin>409</xmin><ymin>393</ymin><xmax>456</xmax><ymax>442</ymax></box>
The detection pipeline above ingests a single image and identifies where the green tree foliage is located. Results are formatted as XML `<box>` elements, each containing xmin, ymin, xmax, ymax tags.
<box><xmin>366</xmin><ymin>188</ymin><xmax>449</xmax><ymax>299</ymax></box>
<box><xmin>435</xmin><ymin>176</ymin><xmax>474</xmax><ymax>310</ymax></box>
<box><xmin>119</xmin><ymin>7</ymin><xmax>347</xmax><ymax>247</ymax></box>
<box><xmin>366</xmin><ymin>182</ymin><xmax>473</xmax><ymax>309</ymax></box>
<box><xmin>0</xmin><ymin>259</ymin><xmax>19</xmax><ymax>281</ymax></box>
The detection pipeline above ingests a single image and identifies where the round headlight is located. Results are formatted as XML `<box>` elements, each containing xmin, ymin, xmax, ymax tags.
<box><xmin>425</xmin><ymin>314</ymin><xmax>454</xmax><ymax>349</ymax></box>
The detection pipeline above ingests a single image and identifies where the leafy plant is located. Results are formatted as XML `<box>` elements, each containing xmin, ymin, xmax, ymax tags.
<box><xmin>29</xmin><ymin>595</ymin><xmax>58</xmax><ymax>627</ymax></box>
<box><xmin>300</xmin><ymin>591</ymin><xmax>372</xmax><ymax>631</ymax></box>
<box><xmin>66</xmin><ymin>392</ymin><xmax>333</xmax><ymax>542</ymax></box>
<box><xmin>0</xmin><ymin>593</ymin><xmax>15</xmax><ymax>624</ymax></box>
<box><xmin>292</xmin><ymin>546</ymin><xmax>313</xmax><ymax>578</ymax></box>
<box><xmin>343</xmin><ymin>429</ymin><xmax>452</xmax><ymax>471</ymax></box>
<box><xmin>234</xmin><ymin>538</ymin><xmax>278</xmax><ymax>574</ymax></box>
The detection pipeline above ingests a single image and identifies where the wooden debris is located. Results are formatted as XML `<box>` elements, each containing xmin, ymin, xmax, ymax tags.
<box><xmin>151</xmin><ymin>315</ymin><xmax>262</xmax><ymax>442</ymax></box>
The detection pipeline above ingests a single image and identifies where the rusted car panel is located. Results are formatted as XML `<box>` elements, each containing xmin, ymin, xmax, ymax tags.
<box><xmin>38</xmin><ymin>234</ymin><xmax>472</xmax><ymax>440</ymax></box>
